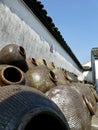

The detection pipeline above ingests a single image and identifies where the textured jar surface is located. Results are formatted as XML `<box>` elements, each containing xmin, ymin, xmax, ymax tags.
<box><xmin>45</xmin><ymin>85</ymin><xmax>91</xmax><ymax>130</ymax></box>
<box><xmin>70</xmin><ymin>82</ymin><xmax>97</xmax><ymax>115</ymax></box>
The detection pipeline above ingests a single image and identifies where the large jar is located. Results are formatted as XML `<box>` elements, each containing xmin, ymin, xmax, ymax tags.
<box><xmin>0</xmin><ymin>44</ymin><xmax>28</xmax><ymax>72</ymax></box>
<box><xmin>45</xmin><ymin>85</ymin><xmax>92</xmax><ymax>130</ymax></box>
<box><xmin>25</xmin><ymin>65</ymin><xmax>57</xmax><ymax>93</ymax></box>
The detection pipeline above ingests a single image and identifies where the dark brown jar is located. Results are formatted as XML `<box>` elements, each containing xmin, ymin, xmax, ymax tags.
<box><xmin>0</xmin><ymin>44</ymin><xmax>28</xmax><ymax>72</ymax></box>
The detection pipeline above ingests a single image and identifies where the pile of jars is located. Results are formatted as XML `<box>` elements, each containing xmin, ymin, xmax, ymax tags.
<box><xmin>0</xmin><ymin>43</ymin><xmax>97</xmax><ymax>130</ymax></box>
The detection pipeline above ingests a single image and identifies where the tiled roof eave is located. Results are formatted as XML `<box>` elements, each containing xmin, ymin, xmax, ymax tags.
<box><xmin>23</xmin><ymin>0</ymin><xmax>83</xmax><ymax>70</ymax></box>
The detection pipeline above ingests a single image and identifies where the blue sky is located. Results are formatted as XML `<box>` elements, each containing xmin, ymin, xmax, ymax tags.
<box><xmin>39</xmin><ymin>0</ymin><xmax>98</xmax><ymax>64</ymax></box>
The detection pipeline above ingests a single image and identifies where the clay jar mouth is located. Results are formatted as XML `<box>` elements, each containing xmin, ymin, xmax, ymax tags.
<box><xmin>43</xmin><ymin>59</ymin><xmax>55</xmax><ymax>68</ymax></box>
<box><xmin>1</xmin><ymin>66</ymin><xmax>24</xmax><ymax>84</ymax></box>
<box><xmin>18</xmin><ymin>46</ymin><xmax>26</xmax><ymax>59</ymax></box>
<box><xmin>43</xmin><ymin>59</ymin><xmax>47</xmax><ymax>66</ymax></box>
<box><xmin>49</xmin><ymin>70</ymin><xmax>57</xmax><ymax>83</ymax></box>
<box><xmin>31</xmin><ymin>58</ymin><xmax>38</xmax><ymax>66</ymax></box>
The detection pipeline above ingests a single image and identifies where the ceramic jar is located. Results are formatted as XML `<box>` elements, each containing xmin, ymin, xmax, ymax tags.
<box><xmin>45</xmin><ymin>85</ymin><xmax>92</xmax><ymax>130</ymax></box>
<box><xmin>52</xmin><ymin>68</ymin><xmax>70</xmax><ymax>85</ymax></box>
<box><xmin>70</xmin><ymin>82</ymin><xmax>97</xmax><ymax>115</ymax></box>
<box><xmin>0</xmin><ymin>44</ymin><xmax>28</xmax><ymax>72</ymax></box>
<box><xmin>25</xmin><ymin>65</ymin><xmax>57</xmax><ymax>93</ymax></box>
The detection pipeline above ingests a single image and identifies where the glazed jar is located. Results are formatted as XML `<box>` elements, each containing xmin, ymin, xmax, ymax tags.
<box><xmin>25</xmin><ymin>65</ymin><xmax>57</xmax><ymax>93</ymax></box>
<box><xmin>0</xmin><ymin>44</ymin><xmax>28</xmax><ymax>72</ymax></box>
<box><xmin>45</xmin><ymin>85</ymin><xmax>92</xmax><ymax>130</ymax></box>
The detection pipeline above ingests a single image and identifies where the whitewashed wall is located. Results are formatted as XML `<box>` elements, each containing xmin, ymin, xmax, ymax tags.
<box><xmin>83</xmin><ymin>61</ymin><xmax>92</xmax><ymax>83</ymax></box>
<box><xmin>0</xmin><ymin>0</ymin><xmax>83</xmax><ymax>78</ymax></box>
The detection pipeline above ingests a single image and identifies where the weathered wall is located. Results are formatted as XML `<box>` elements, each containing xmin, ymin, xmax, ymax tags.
<box><xmin>0</xmin><ymin>1</ymin><xmax>83</xmax><ymax>78</ymax></box>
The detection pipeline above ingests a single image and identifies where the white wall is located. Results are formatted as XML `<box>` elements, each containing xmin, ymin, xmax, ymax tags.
<box><xmin>83</xmin><ymin>61</ymin><xmax>92</xmax><ymax>83</ymax></box>
<box><xmin>91</xmin><ymin>52</ymin><xmax>98</xmax><ymax>92</ymax></box>
<box><xmin>0</xmin><ymin>0</ymin><xmax>83</xmax><ymax>78</ymax></box>
<box><xmin>94</xmin><ymin>60</ymin><xmax>98</xmax><ymax>92</ymax></box>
